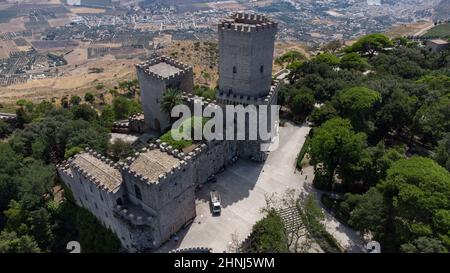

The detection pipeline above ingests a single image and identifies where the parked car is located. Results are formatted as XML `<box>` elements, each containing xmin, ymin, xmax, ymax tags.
<box><xmin>210</xmin><ymin>190</ymin><xmax>221</xmax><ymax>215</ymax></box>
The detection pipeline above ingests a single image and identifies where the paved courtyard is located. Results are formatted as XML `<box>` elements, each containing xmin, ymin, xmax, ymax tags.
<box><xmin>158</xmin><ymin>122</ymin><xmax>311</xmax><ymax>252</ymax></box>
<box><xmin>158</xmin><ymin>121</ymin><xmax>365</xmax><ymax>253</ymax></box>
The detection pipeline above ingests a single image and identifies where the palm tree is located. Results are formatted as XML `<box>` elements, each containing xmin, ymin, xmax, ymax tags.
<box><xmin>160</xmin><ymin>88</ymin><xmax>183</xmax><ymax>122</ymax></box>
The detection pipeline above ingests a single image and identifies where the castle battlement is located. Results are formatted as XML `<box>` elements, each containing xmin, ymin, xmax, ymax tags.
<box><xmin>65</xmin><ymin>148</ymin><xmax>123</xmax><ymax>193</ymax></box>
<box><xmin>129</xmin><ymin>112</ymin><xmax>144</xmax><ymax>122</ymax></box>
<box><xmin>216</xmin><ymin>79</ymin><xmax>281</xmax><ymax>106</ymax></box>
<box><xmin>218</xmin><ymin>12</ymin><xmax>277</xmax><ymax>33</ymax></box>
<box><xmin>57</xmin><ymin>161</ymin><xmax>74</xmax><ymax>178</ymax></box>
<box><xmin>120</xmin><ymin>141</ymin><xmax>191</xmax><ymax>185</ymax></box>
<box><xmin>113</xmin><ymin>204</ymin><xmax>154</xmax><ymax>226</ymax></box>
<box><xmin>57</xmin><ymin>12</ymin><xmax>279</xmax><ymax>252</ymax></box>
<box><xmin>181</xmin><ymin>91</ymin><xmax>222</xmax><ymax>112</ymax></box>
<box><xmin>135</xmin><ymin>55</ymin><xmax>193</xmax><ymax>81</ymax></box>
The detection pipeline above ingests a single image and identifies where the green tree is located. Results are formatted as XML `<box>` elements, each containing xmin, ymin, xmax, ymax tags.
<box><xmin>289</xmin><ymin>90</ymin><xmax>315</xmax><ymax>119</ymax></box>
<box><xmin>160</xmin><ymin>88</ymin><xmax>182</xmax><ymax>120</ymax></box>
<box><xmin>71</xmin><ymin>104</ymin><xmax>98</xmax><ymax>122</ymax></box>
<box><xmin>347</xmin><ymin>188</ymin><xmax>387</xmax><ymax>238</ymax></box>
<box><xmin>275</xmin><ymin>50</ymin><xmax>306</xmax><ymax>66</ymax></box>
<box><xmin>99</xmin><ymin>105</ymin><xmax>115</xmax><ymax>129</ymax></box>
<box><xmin>336</xmin><ymin>86</ymin><xmax>381</xmax><ymax>117</ymax></box>
<box><xmin>313</xmin><ymin>52</ymin><xmax>340</xmax><ymax>66</ymax></box>
<box><xmin>321</xmin><ymin>40</ymin><xmax>342</xmax><ymax>53</ymax></box>
<box><xmin>0</xmin><ymin>144</ymin><xmax>21</xmax><ymax>226</ymax></box>
<box><xmin>309</xmin><ymin>102</ymin><xmax>338</xmax><ymax>126</ymax></box>
<box><xmin>3</xmin><ymin>200</ymin><xmax>28</xmax><ymax>234</ymax></box>
<box><xmin>15</xmin><ymin>161</ymin><xmax>54</xmax><ymax>210</ymax></box>
<box><xmin>361</xmin><ymin>142</ymin><xmax>405</xmax><ymax>189</ymax></box>
<box><xmin>247</xmin><ymin>210</ymin><xmax>288</xmax><ymax>253</ymax></box>
<box><xmin>309</xmin><ymin>117</ymin><xmax>367</xmax><ymax>189</ymax></box>
<box><xmin>380</xmin><ymin>157</ymin><xmax>450</xmax><ymax>251</ymax></box>
<box><xmin>413</xmin><ymin>93</ymin><xmax>450</xmax><ymax>144</ymax></box>
<box><xmin>434</xmin><ymin>133</ymin><xmax>450</xmax><ymax>172</ymax></box>
<box><xmin>340</xmin><ymin>53</ymin><xmax>369</xmax><ymax>71</ymax></box>
<box><xmin>60</xmin><ymin>96</ymin><xmax>69</xmax><ymax>109</ymax></box>
<box><xmin>108</xmin><ymin>139</ymin><xmax>132</xmax><ymax>162</ymax></box>
<box><xmin>27</xmin><ymin>208</ymin><xmax>54</xmax><ymax>250</ymax></box>
<box><xmin>417</xmin><ymin>74</ymin><xmax>450</xmax><ymax>91</ymax></box>
<box><xmin>84</xmin><ymin>92</ymin><xmax>95</xmax><ymax>104</ymax></box>
<box><xmin>15</xmin><ymin>104</ymin><xmax>33</xmax><ymax>129</ymax></box>
<box><xmin>400</xmin><ymin>237</ymin><xmax>447</xmax><ymax>253</ymax></box>
<box><xmin>112</xmin><ymin>96</ymin><xmax>132</xmax><ymax>120</ymax></box>
<box><xmin>375</xmin><ymin>89</ymin><xmax>416</xmax><ymax>137</ymax></box>
<box><xmin>0</xmin><ymin>120</ymin><xmax>10</xmax><ymax>137</ymax></box>
<box><xmin>70</xmin><ymin>96</ymin><xmax>81</xmax><ymax>106</ymax></box>
<box><xmin>0</xmin><ymin>231</ymin><xmax>40</xmax><ymax>253</ymax></box>
<box><xmin>346</xmin><ymin>34</ymin><xmax>393</xmax><ymax>58</ymax></box>
<box><xmin>64</xmin><ymin>146</ymin><xmax>83</xmax><ymax>159</ymax></box>
<box><xmin>335</xmin><ymin>86</ymin><xmax>381</xmax><ymax>131</ymax></box>
<box><xmin>31</xmin><ymin>137</ymin><xmax>48</xmax><ymax>162</ymax></box>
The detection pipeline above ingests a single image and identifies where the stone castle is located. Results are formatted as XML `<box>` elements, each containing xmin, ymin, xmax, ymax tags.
<box><xmin>57</xmin><ymin>12</ymin><xmax>281</xmax><ymax>252</ymax></box>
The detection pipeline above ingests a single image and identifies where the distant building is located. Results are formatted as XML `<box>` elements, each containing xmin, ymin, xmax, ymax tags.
<box><xmin>425</xmin><ymin>39</ymin><xmax>450</xmax><ymax>53</ymax></box>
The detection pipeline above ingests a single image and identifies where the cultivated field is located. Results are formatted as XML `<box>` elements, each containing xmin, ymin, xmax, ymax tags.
<box><xmin>423</xmin><ymin>23</ymin><xmax>450</xmax><ymax>39</ymax></box>
<box><xmin>386</xmin><ymin>21</ymin><xmax>434</xmax><ymax>38</ymax></box>
<box><xmin>0</xmin><ymin>35</ymin><xmax>309</xmax><ymax>110</ymax></box>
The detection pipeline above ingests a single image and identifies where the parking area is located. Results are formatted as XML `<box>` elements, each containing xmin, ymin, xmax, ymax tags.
<box><xmin>158</xmin><ymin>122</ymin><xmax>311</xmax><ymax>253</ymax></box>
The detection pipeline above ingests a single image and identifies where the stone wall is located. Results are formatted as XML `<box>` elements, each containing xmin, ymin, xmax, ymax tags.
<box><xmin>136</xmin><ymin>56</ymin><xmax>194</xmax><ymax>133</ymax></box>
<box><xmin>57</xmin><ymin>154</ymin><xmax>132</xmax><ymax>250</ymax></box>
<box><xmin>218</xmin><ymin>13</ymin><xmax>277</xmax><ymax>98</ymax></box>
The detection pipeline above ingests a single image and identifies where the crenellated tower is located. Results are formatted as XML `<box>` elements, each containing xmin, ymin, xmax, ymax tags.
<box><xmin>217</xmin><ymin>12</ymin><xmax>277</xmax><ymax>101</ymax></box>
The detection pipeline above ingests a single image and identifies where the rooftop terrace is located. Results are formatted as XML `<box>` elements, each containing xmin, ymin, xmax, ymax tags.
<box><xmin>71</xmin><ymin>152</ymin><xmax>122</xmax><ymax>192</ymax></box>
<box><xmin>147</xmin><ymin>62</ymin><xmax>182</xmax><ymax>78</ymax></box>
<box><xmin>219</xmin><ymin>12</ymin><xmax>277</xmax><ymax>31</ymax></box>
<box><xmin>129</xmin><ymin>149</ymin><xmax>181</xmax><ymax>183</ymax></box>
<box><xmin>135</xmin><ymin>56</ymin><xmax>192</xmax><ymax>81</ymax></box>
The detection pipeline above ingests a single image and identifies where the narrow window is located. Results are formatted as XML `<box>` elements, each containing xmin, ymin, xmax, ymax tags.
<box><xmin>134</xmin><ymin>184</ymin><xmax>142</xmax><ymax>200</ymax></box>
<box><xmin>233</xmin><ymin>66</ymin><xmax>237</xmax><ymax>74</ymax></box>
<box><xmin>260</xmin><ymin>65</ymin><xmax>264</xmax><ymax>73</ymax></box>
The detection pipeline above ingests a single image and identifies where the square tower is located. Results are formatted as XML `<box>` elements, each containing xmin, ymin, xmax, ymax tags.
<box><xmin>218</xmin><ymin>12</ymin><xmax>277</xmax><ymax>99</ymax></box>
<box><xmin>136</xmin><ymin>56</ymin><xmax>193</xmax><ymax>133</ymax></box>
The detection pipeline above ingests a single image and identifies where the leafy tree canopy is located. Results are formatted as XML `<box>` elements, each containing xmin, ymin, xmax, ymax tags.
<box><xmin>313</xmin><ymin>52</ymin><xmax>340</xmax><ymax>66</ymax></box>
<box><xmin>340</xmin><ymin>53</ymin><xmax>369</xmax><ymax>71</ymax></box>
<box><xmin>346</xmin><ymin>34</ymin><xmax>393</xmax><ymax>58</ymax></box>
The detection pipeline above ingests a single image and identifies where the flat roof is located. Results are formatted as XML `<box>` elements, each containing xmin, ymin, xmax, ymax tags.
<box><xmin>72</xmin><ymin>153</ymin><xmax>122</xmax><ymax>191</ymax></box>
<box><xmin>147</xmin><ymin>62</ymin><xmax>182</xmax><ymax>78</ymax></box>
<box><xmin>130</xmin><ymin>149</ymin><xmax>181</xmax><ymax>183</ymax></box>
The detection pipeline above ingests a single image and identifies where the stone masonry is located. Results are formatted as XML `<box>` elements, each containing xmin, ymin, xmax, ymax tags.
<box><xmin>136</xmin><ymin>56</ymin><xmax>194</xmax><ymax>133</ymax></box>
<box><xmin>58</xmin><ymin>12</ymin><xmax>280</xmax><ymax>252</ymax></box>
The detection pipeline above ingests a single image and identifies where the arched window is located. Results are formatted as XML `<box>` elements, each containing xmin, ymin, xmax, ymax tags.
<box><xmin>260</xmin><ymin>65</ymin><xmax>264</xmax><ymax>73</ymax></box>
<box><xmin>116</xmin><ymin>198</ymin><xmax>123</xmax><ymax>206</ymax></box>
<box><xmin>134</xmin><ymin>185</ymin><xmax>142</xmax><ymax>200</ymax></box>
<box><xmin>233</xmin><ymin>66</ymin><xmax>237</xmax><ymax>74</ymax></box>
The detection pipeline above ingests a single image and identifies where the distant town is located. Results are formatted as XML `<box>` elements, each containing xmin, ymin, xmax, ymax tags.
<box><xmin>0</xmin><ymin>0</ymin><xmax>448</xmax><ymax>99</ymax></box>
